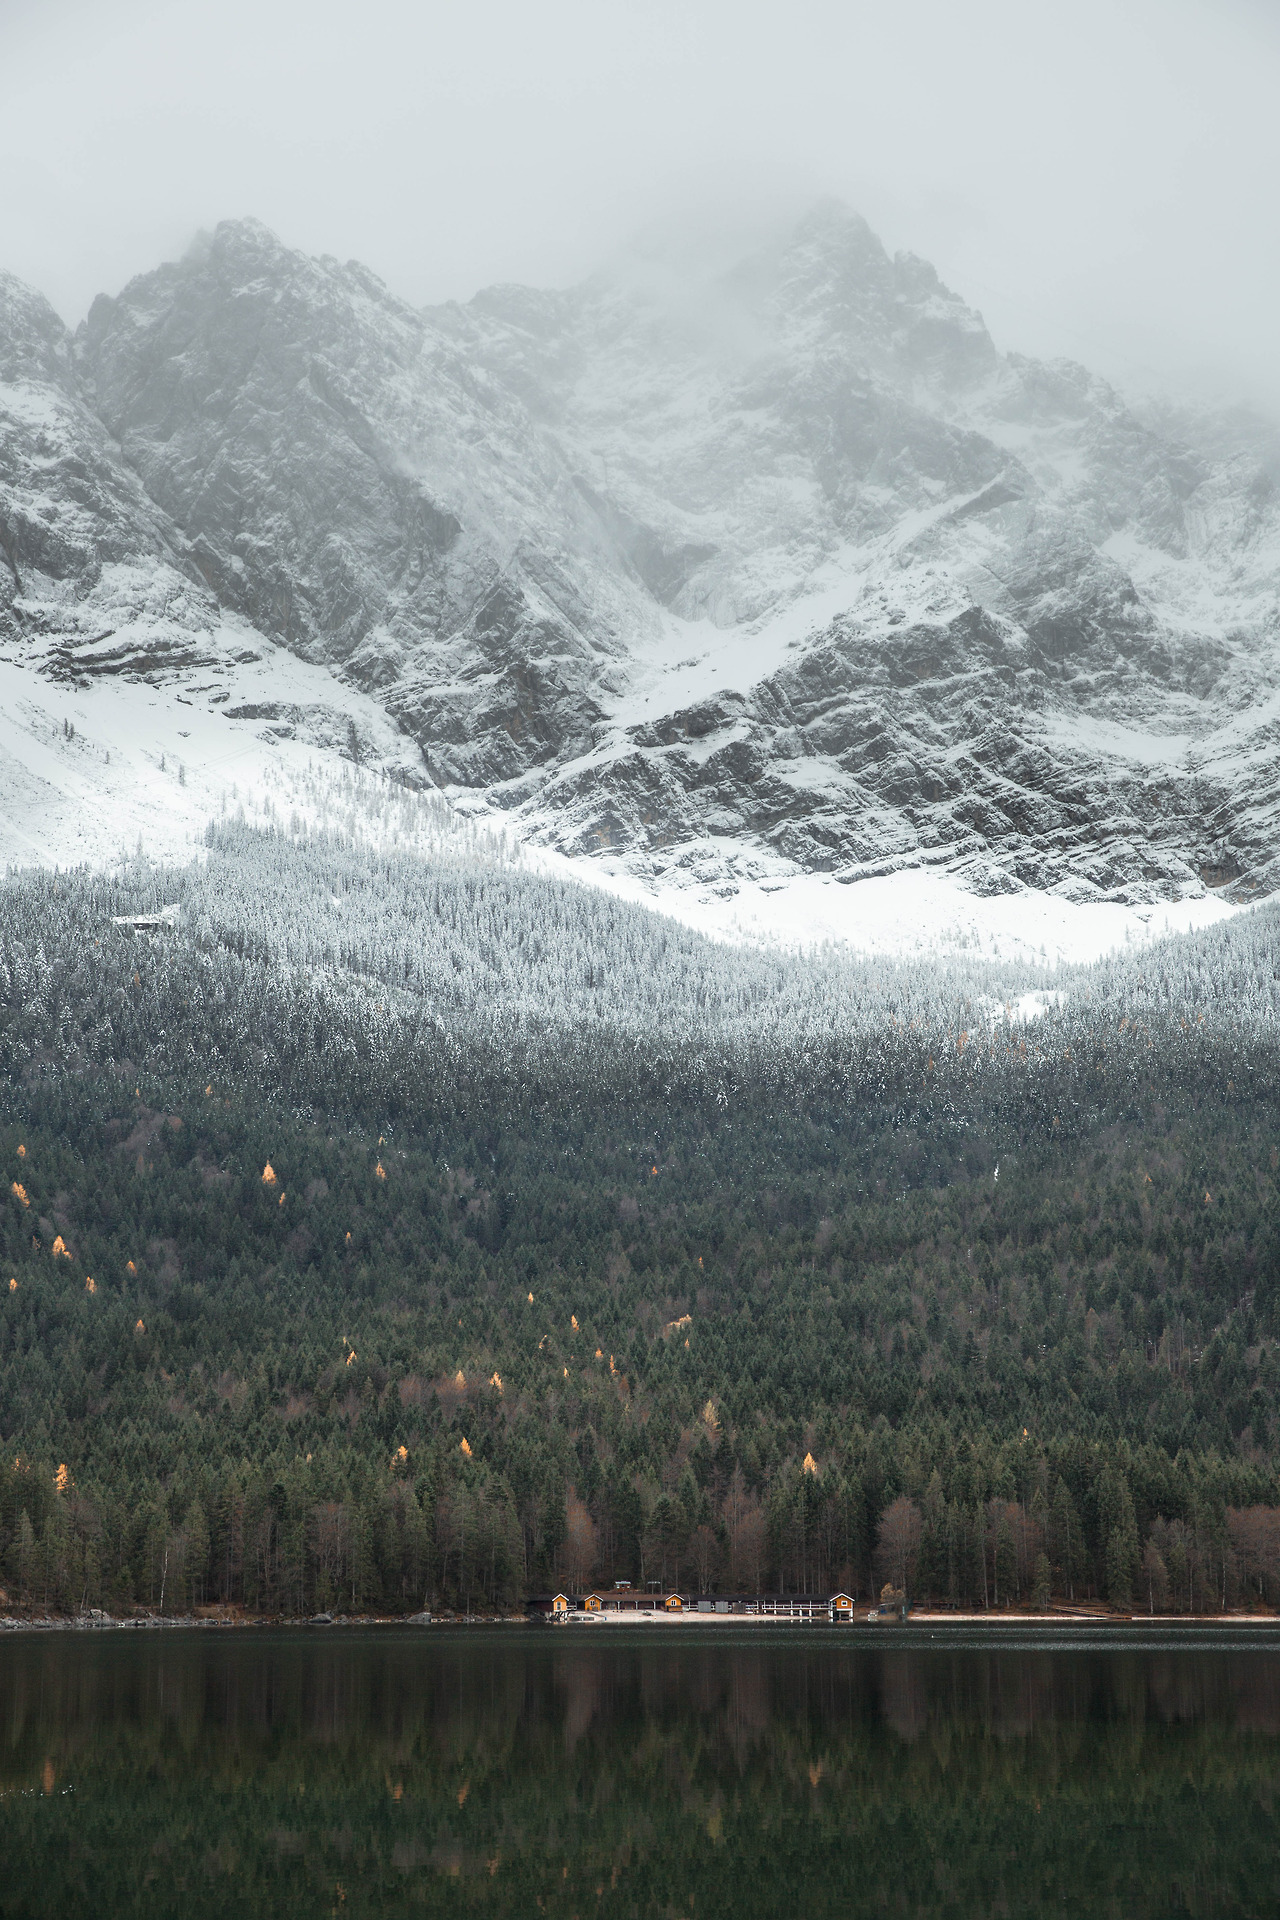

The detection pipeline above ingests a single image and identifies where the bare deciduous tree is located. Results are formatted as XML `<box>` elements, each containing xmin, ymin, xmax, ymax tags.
<box><xmin>563</xmin><ymin>1489</ymin><xmax>598</xmax><ymax>1592</ymax></box>
<box><xmin>690</xmin><ymin>1524</ymin><xmax>719</xmax><ymax>1594</ymax></box>
<box><xmin>874</xmin><ymin>1497</ymin><xmax>922</xmax><ymax>1595</ymax></box>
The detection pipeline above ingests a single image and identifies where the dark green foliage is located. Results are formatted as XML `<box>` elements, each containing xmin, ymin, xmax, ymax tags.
<box><xmin>1</xmin><ymin>1068</ymin><xmax>1278</xmax><ymax>1612</ymax></box>
<box><xmin>2</xmin><ymin>832</ymin><xmax>1279</xmax><ymax>1612</ymax></box>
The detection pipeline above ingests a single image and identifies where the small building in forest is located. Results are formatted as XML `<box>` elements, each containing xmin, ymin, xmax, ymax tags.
<box><xmin>110</xmin><ymin>905</ymin><xmax>180</xmax><ymax>934</ymax></box>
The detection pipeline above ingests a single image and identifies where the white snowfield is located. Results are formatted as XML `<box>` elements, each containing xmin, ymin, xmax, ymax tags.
<box><xmin>581</xmin><ymin>855</ymin><xmax>1240</xmax><ymax>967</ymax></box>
<box><xmin>0</xmin><ymin>643</ymin><xmax>1243</xmax><ymax>969</ymax></box>
<box><xmin>0</xmin><ymin>628</ymin><xmax>419</xmax><ymax>869</ymax></box>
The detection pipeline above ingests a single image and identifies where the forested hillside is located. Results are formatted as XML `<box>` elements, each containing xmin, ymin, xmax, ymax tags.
<box><xmin>1</xmin><ymin>828</ymin><xmax>1279</xmax><ymax>1616</ymax></box>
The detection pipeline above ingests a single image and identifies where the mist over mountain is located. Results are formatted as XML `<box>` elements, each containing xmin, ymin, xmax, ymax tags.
<box><xmin>2</xmin><ymin>205</ymin><xmax>1279</xmax><ymax>925</ymax></box>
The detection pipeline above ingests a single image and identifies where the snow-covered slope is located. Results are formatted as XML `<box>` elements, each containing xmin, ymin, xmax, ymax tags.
<box><xmin>0</xmin><ymin>646</ymin><xmax>434</xmax><ymax>871</ymax></box>
<box><xmin>2</xmin><ymin>206</ymin><xmax>1278</xmax><ymax>955</ymax></box>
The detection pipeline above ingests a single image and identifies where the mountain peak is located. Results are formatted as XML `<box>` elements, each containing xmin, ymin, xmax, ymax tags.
<box><xmin>206</xmin><ymin>215</ymin><xmax>292</xmax><ymax>267</ymax></box>
<box><xmin>722</xmin><ymin>200</ymin><xmax>996</xmax><ymax>385</ymax></box>
<box><xmin>789</xmin><ymin>197</ymin><xmax>884</xmax><ymax>255</ymax></box>
<box><xmin>724</xmin><ymin>198</ymin><xmax>885</xmax><ymax>305</ymax></box>
<box><xmin>0</xmin><ymin>268</ymin><xmax>73</xmax><ymax>386</ymax></box>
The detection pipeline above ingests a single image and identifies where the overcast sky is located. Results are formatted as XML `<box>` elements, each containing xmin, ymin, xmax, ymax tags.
<box><xmin>3</xmin><ymin>0</ymin><xmax>1278</xmax><ymax>410</ymax></box>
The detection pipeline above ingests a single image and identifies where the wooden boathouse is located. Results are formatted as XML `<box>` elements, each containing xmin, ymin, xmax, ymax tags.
<box><xmin>533</xmin><ymin>1589</ymin><xmax>875</xmax><ymax>1622</ymax></box>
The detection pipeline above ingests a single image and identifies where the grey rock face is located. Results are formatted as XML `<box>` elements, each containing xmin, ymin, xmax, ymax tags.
<box><xmin>0</xmin><ymin>263</ymin><xmax>417</xmax><ymax>776</ymax></box>
<box><xmin>0</xmin><ymin>269</ymin><xmax>187</xmax><ymax>630</ymax></box>
<box><xmin>3</xmin><ymin>205</ymin><xmax>1279</xmax><ymax>905</ymax></box>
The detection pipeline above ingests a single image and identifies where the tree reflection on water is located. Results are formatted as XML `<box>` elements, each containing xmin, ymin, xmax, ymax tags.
<box><xmin>1</xmin><ymin>1627</ymin><xmax>1277</xmax><ymax>1917</ymax></box>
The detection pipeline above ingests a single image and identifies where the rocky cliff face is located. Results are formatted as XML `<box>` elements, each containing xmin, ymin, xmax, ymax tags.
<box><xmin>3</xmin><ymin>205</ymin><xmax>1278</xmax><ymax>907</ymax></box>
<box><xmin>0</xmin><ymin>267</ymin><xmax>206</xmax><ymax>676</ymax></box>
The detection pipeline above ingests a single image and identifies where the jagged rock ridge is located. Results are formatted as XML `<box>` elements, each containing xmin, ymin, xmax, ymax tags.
<box><xmin>2</xmin><ymin>205</ymin><xmax>1279</xmax><ymax>906</ymax></box>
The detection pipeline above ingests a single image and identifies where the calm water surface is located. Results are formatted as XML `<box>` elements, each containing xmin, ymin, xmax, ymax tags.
<box><xmin>2</xmin><ymin>1625</ymin><xmax>1279</xmax><ymax>1917</ymax></box>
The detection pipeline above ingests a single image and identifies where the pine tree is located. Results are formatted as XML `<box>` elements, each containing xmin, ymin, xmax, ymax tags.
<box><xmin>184</xmin><ymin>1499</ymin><xmax>211</xmax><ymax>1610</ymax></box>
<box><xmin>1049</xmin><ymin>1478</ymin><xmax>1084</xmax><ymax>1601</ymax></box>
<box><xmin>9</xmin><ymin>1510</ymin><xmax>35</xmax><ymax>1605</ymax></box>
<box><xmin>1032</xmin><ymin>1551</ymin><xmax>1051</xmax><ymax>1610</ymax></box>
<box><xmin>1098</xmin><ymin>1468</ymin><xmax>1139</xmax><ymax>1610</ymax></box>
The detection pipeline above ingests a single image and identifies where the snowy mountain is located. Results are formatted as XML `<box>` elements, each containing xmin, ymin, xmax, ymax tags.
<box><xmin>2</xmin><ymin>205</ymin><xmax>1278</xmax><ymax>953</ymax></box>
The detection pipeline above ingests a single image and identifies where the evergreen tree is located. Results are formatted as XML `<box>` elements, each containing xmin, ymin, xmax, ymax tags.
<box><xmin>1099</xmin><ymin>1469</ymin><xmax>1139</xmax><ymax>1610</ymax></box>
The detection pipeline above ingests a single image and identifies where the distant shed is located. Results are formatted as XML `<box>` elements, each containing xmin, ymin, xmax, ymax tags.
<box><xmin>111</xmin><ymin>905</ymin><xmax>180</xmax><ymax>933</ymax></box>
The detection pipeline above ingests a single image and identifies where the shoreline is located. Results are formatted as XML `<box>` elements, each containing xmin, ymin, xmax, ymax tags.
<box><xmin>555</xmin><ymin>1608</ymin><xmax>1280</xmax><ymax>1628</ymax></box>
<box><xmin>3</xmin><ymin>1608</ymin><xmax>1280</xmax><ymax>1634</ymax></box>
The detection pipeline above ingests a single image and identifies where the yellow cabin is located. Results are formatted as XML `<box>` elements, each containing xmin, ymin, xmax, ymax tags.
<box><xmin>664</xmin><ymin>1593</ymin><xmax>684</xmax><ymax>1612</ymax></box>
<box><xmin>583</xmin><ymin>1594</ymin><xmax>603</xmax><ymax>1612</ymax></box>
<box><xmin>551</xmin><ymin>1593</ymin><xmax>571</xmax><ymax>1614</ymax></box>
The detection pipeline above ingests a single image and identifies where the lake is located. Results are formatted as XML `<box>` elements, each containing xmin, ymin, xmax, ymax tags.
<box><xmin>1</xmin><ymin>1624</ymin><xmax>1278</xmax><ymax>1917</ymax></box>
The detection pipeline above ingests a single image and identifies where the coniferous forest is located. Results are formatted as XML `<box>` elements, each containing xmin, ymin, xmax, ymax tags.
<box><xmin>3</xmin><ymin>816</ymin><xmax>1280</xmax><ymax>1618</ymax></box>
